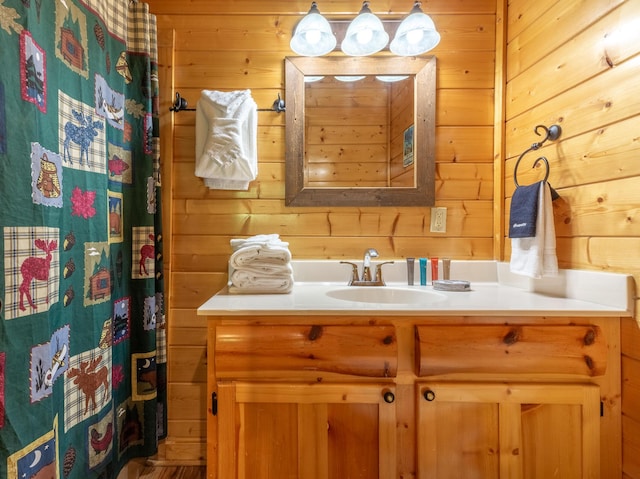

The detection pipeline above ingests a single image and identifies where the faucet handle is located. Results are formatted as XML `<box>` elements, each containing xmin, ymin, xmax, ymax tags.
<box><xmin>375</xmin><ymin>261</ymin><xmax>395</xmax><ymax>284</ymax></box>
<box><xmin>340</xmin><ymin>261</ymin><xmax>360</xmax><ymax>285</ymax></box>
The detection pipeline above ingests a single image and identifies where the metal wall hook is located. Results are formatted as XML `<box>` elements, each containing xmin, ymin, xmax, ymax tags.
<box><xmin>513</xmin><ymin>124</ymin><xmax>561</xmax><ymax>188</ymax></box>
<box><xmin>514</xmin><ymin>154</ymin><xmax>550</xmax><ymax>188</ymax></box>
<box><xmin>532</xmin><ymin>124</ymin><xmax>561</xmax><ymax>147</ymax></box>
<box><xmin>170</xmin><ymin>92</ymin><xmax>188</xmax><ymax>112</ymax></box>
<box><xmin>168</xmin><ymin>91</ymin><xmax>285</xmax><ymax>113</ymax></box>
<box><xmin>271</xmin><ymin>93</ymin><xmax>286</xmax><ymax>113</ymax></box>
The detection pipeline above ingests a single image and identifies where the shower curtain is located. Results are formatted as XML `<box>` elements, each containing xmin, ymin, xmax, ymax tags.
<box><xmin>0</xmin><ymin>1</ymin><xmax>166</xmax><ymax>478</ymax></box>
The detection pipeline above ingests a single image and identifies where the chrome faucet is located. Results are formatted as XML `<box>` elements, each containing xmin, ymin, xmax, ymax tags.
<box><xmin>340</xmin><ymin>248</ymin><xmax>394</xmax><ymax>286</ymax></box>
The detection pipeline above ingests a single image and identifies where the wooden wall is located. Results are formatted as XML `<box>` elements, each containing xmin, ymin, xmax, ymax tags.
<box><xmin>150</xmin><ymin>0</ymin><xmax>640</xmax><ymax>470</ymax></box>
<box><xmin>150</xmin><ymin>0</ymin><xmax>498</xmax><ymax>462</ymax></box>
<box><xmin>503</xmin><ymin>0</ymin><xmax>640</xmax><ymax>476</ymax></box>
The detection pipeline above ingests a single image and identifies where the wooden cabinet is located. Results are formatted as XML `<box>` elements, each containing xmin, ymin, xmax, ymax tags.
<box><xmin>208</xmin><ymin>321</ymin><xmax>399</xmax><ymax>479</ymax></box>
<box><xmin>206</xmin><ymin>316</ymin><xmax>621</xmax><ymax>479</ymax></box>
<box><xmin>416</xmin><ymin>382</ymin><xmax>601</xmax><ymax>479</ymax></box>
<box><xmin>217</xmin><ymin>381</ymin><xmax>397</xmax><ymax>479</ymax></box>
<box><xmin>413</xmin><ymin>322</ymin><xmax>615</xmax><ymax>479</ymax></box>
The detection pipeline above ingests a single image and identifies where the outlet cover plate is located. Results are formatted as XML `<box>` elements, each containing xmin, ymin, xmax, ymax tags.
<box><xmin>430</xmin><ymin>207</ymin><xmax>447</xmax><ymax>233</ymax></box>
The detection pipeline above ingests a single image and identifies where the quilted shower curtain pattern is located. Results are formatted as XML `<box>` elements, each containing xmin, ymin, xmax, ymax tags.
<box><xmin>0</xmin><ymin>1</ymin><xmax>166</xmax><ymax>478</ymax></box>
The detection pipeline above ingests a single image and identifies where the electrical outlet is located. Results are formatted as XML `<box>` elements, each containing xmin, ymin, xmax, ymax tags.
<box><xmin>430</xmin><ymin>207</ymin><xmax>447</xmax><ymax>233</ymax></box>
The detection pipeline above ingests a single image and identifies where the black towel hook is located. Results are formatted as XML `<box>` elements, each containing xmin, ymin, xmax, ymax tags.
<box><xmin>513</xmin><ymin>124</ymin><xmax>561</xmax><ymax>188</ymax></box>
<box><xmin>170</xmin><ymin>92</ymin><xmax>188</xmax><ymax>112</ymax></box>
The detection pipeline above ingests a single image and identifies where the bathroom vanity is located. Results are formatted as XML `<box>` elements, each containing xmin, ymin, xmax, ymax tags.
<box><xmin>198</xmin><ymin>261</ymin><xmax>634</xmax><ymax>479</ymax></box>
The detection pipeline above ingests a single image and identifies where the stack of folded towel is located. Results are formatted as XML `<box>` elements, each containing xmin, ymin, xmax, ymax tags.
<box><xmin>228</xmin><ymin>234</ymin><xmax>294</xmax><ymax>294</ymax></box>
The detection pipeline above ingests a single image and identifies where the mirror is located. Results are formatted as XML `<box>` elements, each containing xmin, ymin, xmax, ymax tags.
<box><xmin>285</xmin><ymin>56</ymin><xmax>436</xmax><ymax>206</ymax></box>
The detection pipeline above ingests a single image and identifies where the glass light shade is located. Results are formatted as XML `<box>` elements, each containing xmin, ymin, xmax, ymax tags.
<box><xmin>290</xmin><ymin>2</ymin><xmax>337</xmax><ymax>56</ymax></box>
<box><xmin>389</xmin><ymin>3</ymin><xmax>440</xmax><ymax>56</ymax></box>
<box><xmin>341</xmin><ymin>2</ymin><xmax>389</xmax><ymax>56</ymax></box>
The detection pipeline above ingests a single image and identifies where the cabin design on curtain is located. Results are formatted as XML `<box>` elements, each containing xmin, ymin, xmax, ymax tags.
<box><xmin>0</xmin><ymin>1</ymin><xmax>166</xmax><ymax>478</ymax></box>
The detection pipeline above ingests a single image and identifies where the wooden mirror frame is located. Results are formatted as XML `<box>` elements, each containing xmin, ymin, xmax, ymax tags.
<box><xmin>285</xmin><ymin>55</ymin><xmax>436</xmax><ymax>207</ymax></box>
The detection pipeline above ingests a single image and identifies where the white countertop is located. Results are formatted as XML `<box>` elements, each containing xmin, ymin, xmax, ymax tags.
<box><xmin>197</xmin><ymin>261</ymin><xmax>635</xmax><ymax>317</ymax></box>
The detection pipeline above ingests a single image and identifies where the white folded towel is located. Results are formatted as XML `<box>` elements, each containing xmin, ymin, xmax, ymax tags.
<box><xmin>230</xmin><ymin>233</ymin><xmax>291</xmax><ymax>266</ymax></box>
<box><xmin>510</xmin><ymin>181</ymin><xmax>558</xmax><ymax>278</ymax></box>
<box><xmin>227</xmin><ymin>234</ymin><xmax>294</xmax><ymax>294</ymax></box>
<box><xmin>229</xmin><ymin>243</ymin><xmax>292</xmax><ymax>269</ymax></box>
<box><xmin>230</xmin><ymin>262</ymin><xmax>293</xmax><ymax>277</ymax></box>
<box><xmin>230</xmin><ymin>233</ymin><xmax>288</xmax><ymax>251</ymax></box>
<box><xmin>229</xmin><ymin>268</ymin><xmax>294</xmax><ymax>294</ymax></box>
<box><xmin>195</xmin><ymin>89</ymin><xmax>257</xmax><ymax>190</ymax></box>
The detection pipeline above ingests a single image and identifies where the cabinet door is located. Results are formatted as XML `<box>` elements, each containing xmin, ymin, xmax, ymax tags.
<box><xmin>417</xmin><ymin>382</ymin><xmax>600</xmax><ymax>479</ymax></box>
<box><xmin>217</xmin><ymin>381</ymin><xmax>397</xmax><ymax>479</ymax></box>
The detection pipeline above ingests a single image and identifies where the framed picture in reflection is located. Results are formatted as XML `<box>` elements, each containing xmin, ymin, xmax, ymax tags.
<box><xmin>403</xmin><ymin>124</ymin><xmax>414</xmax><ymax>167</ymax></box>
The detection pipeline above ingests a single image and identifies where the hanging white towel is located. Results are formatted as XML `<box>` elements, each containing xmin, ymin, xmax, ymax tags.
<box><xmin>510</xmin><ymin>181</ymin><xmax>558</xmax><ymax>278</ymax></box>
<box><xmin>195</xmin><ymin>89</ymin><xmax>258</xmax><ymax>190</ymax></box>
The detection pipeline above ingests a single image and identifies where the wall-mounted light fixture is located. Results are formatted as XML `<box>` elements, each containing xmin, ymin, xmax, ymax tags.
<box><xmin>290</xmin><ymin>1</ymin><xmax>440</xmax><ymax>57</ymax></box>
<box><xmin>341</xmin><ymin>1</ymin><xmax>388</xmax><ymax>56</ymax></box>
<box><xmin>390</xmin><ymin>1</ymin><xmax>441</xmax><ymax>56</ymax></box>
<box><xmin>290</xmin><ymin>2</ymin><xmax>337</xmax><ymax>56</ymax></box>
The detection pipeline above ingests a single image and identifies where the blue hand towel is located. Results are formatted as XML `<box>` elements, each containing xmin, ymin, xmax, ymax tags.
<box><xmin>509</xmin><ymin>181</ymin><xmax>542</xmax><ymax>238</ymax></box>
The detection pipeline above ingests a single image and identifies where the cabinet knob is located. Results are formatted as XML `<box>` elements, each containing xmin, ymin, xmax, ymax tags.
<box><xmin>383</xmin><ymin>390</ymin><xmax>395</xmax><ymax>403</ymax></box>
<box><xmin>423</xmin><ymin>389</ymin><xmax>435</xmax><ymax>401</ymax></box>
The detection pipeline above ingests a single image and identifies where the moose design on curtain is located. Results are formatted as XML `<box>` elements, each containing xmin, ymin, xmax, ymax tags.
<box><xmin>0</xmin><ymin>0</ymin><xmax>166</xmax><ymax>478</ymax></box>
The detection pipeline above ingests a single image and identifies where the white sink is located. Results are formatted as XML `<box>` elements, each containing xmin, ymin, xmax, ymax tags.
<box><xmin>325</xmin><ymin>287</ymin><xmax>446</xmax><ymax>305</ymax></box>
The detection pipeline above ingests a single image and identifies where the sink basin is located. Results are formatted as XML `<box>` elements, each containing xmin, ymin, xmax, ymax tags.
<box><xmin>325</xmin><ymin>287</ymin><xmax>446</xmax><ymax>305</ymax></box>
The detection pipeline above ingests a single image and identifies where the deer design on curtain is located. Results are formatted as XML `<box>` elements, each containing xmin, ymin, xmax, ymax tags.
<box><xmin>19</xmin><ymin>239</ymin><xmax>57</xmax><ymax>311</ymax></box>
<box><xmin>67</xmin><ymin>356</ymin><xmax>111</xmax><ymax>415</ymax></box>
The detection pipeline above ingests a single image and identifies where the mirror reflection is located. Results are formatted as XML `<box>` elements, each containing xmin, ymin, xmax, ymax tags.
<box><xmin>304</xmin><ymin>74</ymin><xmax>415</xmax><ymax>189</ymax></box>
<box><xmin>285</xmin><ymin>56</ymin><xmax>436</xmax><ymax>207</ymax></box>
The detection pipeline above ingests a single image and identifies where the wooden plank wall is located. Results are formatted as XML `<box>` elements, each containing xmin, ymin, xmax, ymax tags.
<box><xmin>149</xmin><ymin>0</ymin><xmax>498</xmax><ymax>462</ymax></box>
<box><xmin>503</xmin><ymin>0</ymin><xmax>640</xmax><ymax>476</ymax></box>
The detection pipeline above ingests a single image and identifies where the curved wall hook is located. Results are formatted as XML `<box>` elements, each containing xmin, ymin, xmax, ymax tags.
<box><xmin>513</xmin><ymin>124</ymin><xmax>561</xmax><ymax>188</ymax></box>
<box><xmin>271</xmin><ymin>93</ymin><xmax>286</xmax><ymax>113</ymax></box>
<box><xmin>170</xmin><ymin>92</ymin><xmax>189</xmax><ymax>112</ymax></box>
<box><xmin>514</xmin><ymin>154</ymin><xmax>551</xmax><ymax>188</ymax></box>
<box><xmin>541</xmin><ymin>124</ymin><xmax>561</xmax><ymax>141</ymax></box>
